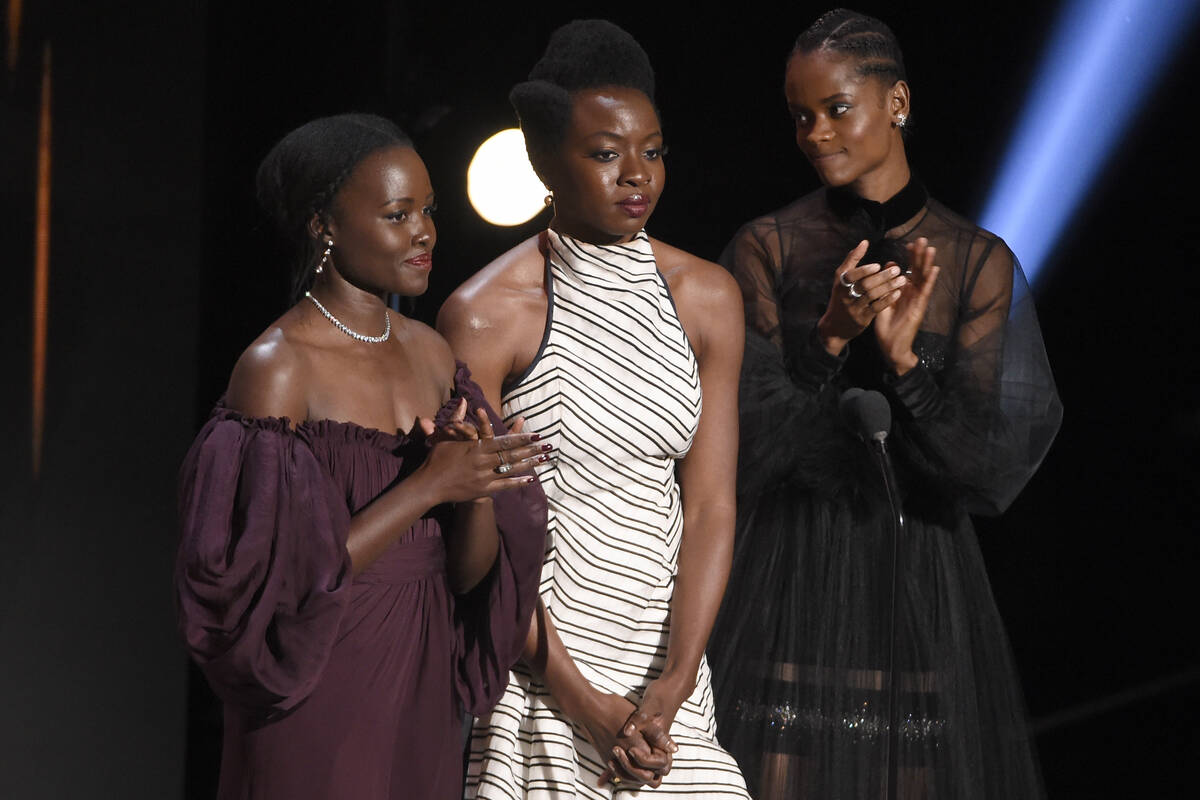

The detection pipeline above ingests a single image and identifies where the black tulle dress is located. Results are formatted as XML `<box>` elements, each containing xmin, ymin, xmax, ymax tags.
<box><xmin>708</xmin><ymin>178</ymin><xmax>1062</xmax><ymax>799</ymax></box>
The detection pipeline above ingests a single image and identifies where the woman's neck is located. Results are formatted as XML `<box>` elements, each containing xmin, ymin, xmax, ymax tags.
<box><xmin>307</xmin><ymin>273</ymin><xmax>391</xmax><ymax>328</ymax></box>
<box><xmin>826</xmin><ymin>170</ymin><xmax>928</xmax><ymax>240</ymax></box>
<box><xmin>549</xmin><ymin>215</ymin><xmax>638</xmax><ymax>246</ymax></box>
<box><xmin>847</xmin><ymin>159</ymin><xmax>912</xmax><ymax>204</ymax></box>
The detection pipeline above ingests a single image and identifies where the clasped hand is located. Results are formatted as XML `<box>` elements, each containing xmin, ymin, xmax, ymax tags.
<box><xmin>585</xmin><ymin>679</ymin><xmax>683</xmax><ymax>789</ymax></box>
<box><xmin>411</xmin><ymin>399</ymin><xmax>549</xmax><ymax>503</ymax></box>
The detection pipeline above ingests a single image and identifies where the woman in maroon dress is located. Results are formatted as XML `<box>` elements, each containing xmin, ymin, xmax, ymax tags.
<box><xmin>175</xmin><ymin>113</ymin><xmax>548</xmax><ymax>799</ymax></box>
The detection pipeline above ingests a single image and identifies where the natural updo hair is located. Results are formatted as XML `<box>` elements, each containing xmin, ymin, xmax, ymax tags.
<box><xmin>510</xmin><ymin>19</ymin><xmax>656</xmax><ymax>166</ymax></box>
<box><xmin>255</xmin><ymin>113</ymin><xmax>413</xmax><ymax>300</ymax></box>
<box><xmin>792</xmin><ymin>8</ymin><xmax>906</xmax><ymax>87</ymax></box>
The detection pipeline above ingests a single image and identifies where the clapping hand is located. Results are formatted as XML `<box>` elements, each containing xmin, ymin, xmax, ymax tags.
<box><xmin>873</xmin><ymin>237</ymin><xmax>940</xmax><ymax>374</ymax></box>
<box><xmin>412</xmin><ymin>399</ymin><xmax>549</xmax><ymax>503</ymax></box>
<box><xmin>816</xmin><ymin>239</ymin><xmax>909</xmax><ymax>356</ymax></box>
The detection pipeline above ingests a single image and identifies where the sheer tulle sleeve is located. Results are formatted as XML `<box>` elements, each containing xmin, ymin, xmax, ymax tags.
<box><xmin>439</xmin><ymin>364</ymin><xmax>547</xmax><ymax>715</ymax></box>
<box><xmin>722</xmin><ymin>223</ymin><xmax>868</xmax><ymax>502</ymax></box>
<box><xmin>175</xmin><ymin>411</ymin><xmax>352</xmax><ymax>716</ymax></box>
<box><xmin>885</xmin><ymin>241</ymin><xmax>1063</xmax><ymax>514</ymax></box>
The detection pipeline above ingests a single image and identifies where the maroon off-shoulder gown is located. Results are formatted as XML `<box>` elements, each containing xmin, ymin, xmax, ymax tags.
<box><xmin>175</xmin><ymin>365</ymin><xmax>547</xmax><ymax>799</ymax></box>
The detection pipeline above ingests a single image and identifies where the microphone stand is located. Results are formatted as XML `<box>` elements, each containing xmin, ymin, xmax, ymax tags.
<box><xmin>840</xmin><ymin>387</ymin><xmax>905</xmax><ymax>800</ymax></box>
<box><xmin>871</xmin><ymin>430</ymin><xmax>905</xmax><ymax>800</ymax></box>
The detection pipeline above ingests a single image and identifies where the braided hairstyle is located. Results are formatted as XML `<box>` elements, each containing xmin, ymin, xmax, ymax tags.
<box><xmin>792</xmin><ymin>8</ymin><xmax>906</xmax><ymax>86</ymax></box>
<box><xmin>256</xmin><ymin>113</ymin><xmax>413</xmax><ymax>301</ymax></box>
<box><xmin>794</xmin><ymin>11</ymin><xmax>912</xmax><ymax>266</ymax></box>
<box><xmin>510</xmin><ymin>19</ymin><xmax>656</xmax><ymax>169</ymax></box>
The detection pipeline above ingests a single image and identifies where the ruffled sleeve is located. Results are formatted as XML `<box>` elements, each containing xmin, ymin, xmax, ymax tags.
<box><xmin>175</xmin><ymin>409</ymin><xmax>352</xmax><ymax>717</ymax></box>
<box><xmin>438</xmin><ymin>363</ymin><xmax>547</xmax><ymax>715</ymax></box>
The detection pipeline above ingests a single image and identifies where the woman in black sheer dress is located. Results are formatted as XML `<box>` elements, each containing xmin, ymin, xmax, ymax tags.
<box><xmin>708</xmin><ymin>9</ymin><xmax>1062</xmax><ymax>799</ymax></box>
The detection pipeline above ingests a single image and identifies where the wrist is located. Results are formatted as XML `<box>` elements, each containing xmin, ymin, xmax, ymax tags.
<box><xmin>408</xmin><ymin>462</ymin><xmax>448</xmax><ymax>508</ymax></box>
<box><xmin>459</xmin><ymin>496</ymin><xmax>494</xmax><ymax>508</ymax></box>
<box><xmin>816</xmin><ymin>317</ymin><xmax>849</xmax><ymax>357</ymax></box>
<box><xmin>651</xmin><ymin>667</ymin><xmax>696</xmax><ymax>708</ymax></box>
<box><xmin>889</xmin><ymin>351</ymin><xmax>920</xmax><ymax>375</ymax></box>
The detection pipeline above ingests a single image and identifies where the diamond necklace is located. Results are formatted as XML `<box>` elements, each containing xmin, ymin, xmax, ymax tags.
<box><xmin>305</xmin><ymin>291</ymin><xmax>391</xmax><ymax>343</ymax></box>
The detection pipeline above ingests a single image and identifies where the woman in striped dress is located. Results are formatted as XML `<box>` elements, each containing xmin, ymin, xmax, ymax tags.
<box><xmin>438</xmin><ymin>20</ymin><xmax>749</xmax><ymax>800</ymax></box>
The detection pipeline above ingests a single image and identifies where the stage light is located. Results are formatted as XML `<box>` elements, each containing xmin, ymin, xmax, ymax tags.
<box><xmin>980</xmin><ymin>0</ymin><xmax>1199</xmax><ymax>283</ymax></box>
<box><xmin>467</xmin><ymin>128</ymin><xmax>548</xmax><ymax>227</ymax></box>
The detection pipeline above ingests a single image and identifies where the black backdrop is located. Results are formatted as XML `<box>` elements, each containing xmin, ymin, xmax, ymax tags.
<box><xmin>1</xmin><ymin>1</ymin><xmax>1196</xmax><ymax>797</ymax></box>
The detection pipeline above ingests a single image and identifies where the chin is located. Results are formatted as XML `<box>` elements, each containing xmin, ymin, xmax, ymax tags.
<box><xmin>805</xmin><ymin>157</ymin><xmax>854</xmax><ymax>188</ymax></box>
<box><xmin>813</xmin><ymin>167</ymin><xmax>855</xmax><ymax>188</ymax></box>
<box><xmin>612</xmin><ymin>212</ymin><xmax>652</xmax><ymax>236</ymax></box>
<box><xmin>393</xmin><ymin>277</ymin><xmax>430</xmax><ymax>298</ymax></box>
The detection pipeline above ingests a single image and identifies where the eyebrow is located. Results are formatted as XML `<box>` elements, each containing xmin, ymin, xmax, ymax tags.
<box><xmin>379</xmin><ymin>192</ymin><xmax>435</xmax><ymax>208</ymax></box>
<box><xmin>821</xmin><ymin>92</ymin><xmax>853</xmax><ymax>103</ymax></box>
<box><xmin>585</xmin><ymin>130</ymin><xmax>663</xmax><ymax>140</ymax></box>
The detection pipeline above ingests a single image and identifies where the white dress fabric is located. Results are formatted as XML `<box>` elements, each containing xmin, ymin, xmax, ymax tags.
<box><xmin>465</xmin><ymin>229</ymin><xmax>748</xmax><ymax>798</ymax></box>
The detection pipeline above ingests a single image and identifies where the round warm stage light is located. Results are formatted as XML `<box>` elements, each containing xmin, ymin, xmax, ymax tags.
<box><xmin>467</xmin><ymin>128</ymin><xmax>548</xmax><ymax>227</ymax></box>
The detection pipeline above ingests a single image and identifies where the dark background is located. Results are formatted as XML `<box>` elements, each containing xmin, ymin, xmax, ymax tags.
<box><xmin>1</xmin><ymin>1</ymin><xmax>1196</xmax><ymax>797</ymax></box>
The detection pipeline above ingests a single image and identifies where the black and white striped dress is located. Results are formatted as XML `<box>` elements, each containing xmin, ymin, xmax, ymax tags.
<box><xmin>465</xmin><ymin>229</ymin><xmax>748</xmax><ymax>798</ymax></box>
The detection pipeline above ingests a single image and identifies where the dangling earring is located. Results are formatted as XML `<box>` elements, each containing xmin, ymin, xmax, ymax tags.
<box><xmin>316</xmin><ymin>239</ymin><xmax>333</xmax><ymax>275</ymax></box>
<box><xmin>895</xmin><ymin>113</ymin><xmax>908</xmax><ymax>129</ymax></box>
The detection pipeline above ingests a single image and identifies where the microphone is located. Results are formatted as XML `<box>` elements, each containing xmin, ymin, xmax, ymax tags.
<box><xmin>839</xmin><ymin>388</ymin><xmax>892</xmax><ymax>443</ymax></box>
<box><xmin>839</xmin><ymin>387</ymin><xmax>903</xmax><ymax>800</ymax></box>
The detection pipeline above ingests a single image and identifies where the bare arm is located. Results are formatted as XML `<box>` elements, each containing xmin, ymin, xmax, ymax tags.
<box><xmin>623</xmin><ymin>251</ymin><xmax>745</xmax><ymax>744</ymax></box>
<box><xmin>521</xmin><ymin>599</ymin><xmax>602</xmax><ymax>720</ymax></box>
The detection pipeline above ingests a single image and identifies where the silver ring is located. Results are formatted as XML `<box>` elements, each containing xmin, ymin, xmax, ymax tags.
<box><xmin>847</xmin><ymin>283</ymin><xmax>864</xmax><ymax>299</ymax></box>
<box><xmin>839</xmin><ymin>270</ymin><xmax>855</xmax><ymax>288</ymax></box>
<box><xmin>495</xmin><ymin>463</ymin><xmax>513</xmax><ymax>474</ymax></box>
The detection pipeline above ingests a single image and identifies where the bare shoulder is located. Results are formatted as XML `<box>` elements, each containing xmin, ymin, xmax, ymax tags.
<box><xmin>438</xmin><ymin>235</ymin><xmax>546</xmax><ymax>333</ymax></box>
<box><xmin>398</xmin><ymin>315</ymin><xmax>459</xmax><ymax>385</ymax></box>
<box><xmin>437</xmin><ymin>235</ymin><xmax>548</xmax><ymax>364</ymax></box>
<box><xmin>225</xmin><ymin>310</ymin><xmax>311</xmax><ymax>424</ymax></box>
<box><xmin>438</xmin><ymin>235</ymin><xmax>551</xmax><ymax>399</ymax></box>
<box><xmin>649</xmin><ymin>237</ymin><xmax>741</xmax><ymax>315</ymax></box>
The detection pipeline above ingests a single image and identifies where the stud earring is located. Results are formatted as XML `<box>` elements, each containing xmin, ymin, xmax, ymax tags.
<box><xmin>895</xmin><ymin>113</ymin><xmax>907</xmax><ymax>129</ymax></box>
<box><xmin>544</xmin><ymin>193</ymin><xmax>554</xmax><ymax>207</ymax></box>
<box><xmin>316</xmin><ymin>239</ymin><xmax>333</xmax><ymax>275</ymax></box>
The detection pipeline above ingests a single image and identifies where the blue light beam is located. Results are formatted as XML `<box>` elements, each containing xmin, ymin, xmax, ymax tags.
<box><xmin>980</xmin><ymin>0</ymin><xmax>1200</xmax><ymax>283</ymax></box>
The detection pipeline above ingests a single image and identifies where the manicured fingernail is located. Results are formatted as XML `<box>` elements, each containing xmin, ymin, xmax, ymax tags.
<box><xmin>530</xmin><ymin>433</ymin><xmax>541</xmax><ymax>441</ymax></box>
<box><xmin>538</xmin><ymin>454</ymin><xmax>551</xmax><ymax>462</ymax></box>
<box><xmin>541</xmin><ymin>444</ymin><xmax>553</xmax><ymax>451</ymax></box>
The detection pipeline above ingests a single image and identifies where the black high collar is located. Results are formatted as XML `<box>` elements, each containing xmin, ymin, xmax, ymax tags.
<box><xmin>826</xmin><ymin>175</ymin><xmax>928</xmax><ymax>236</ymax></box>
